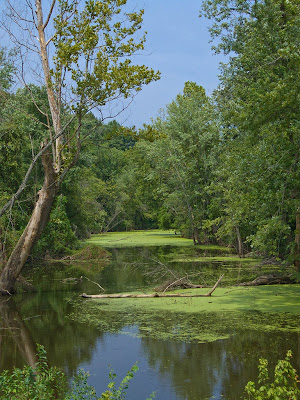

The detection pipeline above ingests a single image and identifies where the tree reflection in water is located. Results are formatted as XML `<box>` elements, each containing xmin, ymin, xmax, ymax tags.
<box><xmin>0</xmin><ymin>293</ymin><xmax>101</xmax><ymax>376</ymax></box>
<box><xmin>0</xmin><ymin>297</ymin><xmax>37</xmax><ymax>370</ymax></box>
<box><xmin>0</xmin><ymin>247</ymin><xmax>300</xmax><ymax>400</ymax></box>
<box><xmin>140</xmin><ymin>330</ymin><xmax>299</xmax><ymax>400</ymax></box>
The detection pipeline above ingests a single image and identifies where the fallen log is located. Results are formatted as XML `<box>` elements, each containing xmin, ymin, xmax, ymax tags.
<box><xmin>81</xmin><ymin>274</ymin><xmax>224</xmax><ymax>299</ymax></box>
<box><xmin>237</xmin><ymin>274</ymin><xmax>295</xmax><ymax>286</ymax></box>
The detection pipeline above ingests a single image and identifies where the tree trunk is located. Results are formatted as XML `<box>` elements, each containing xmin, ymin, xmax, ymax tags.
<box><xmin>295</xmin><ymin>206</ymin><xmax>300</xmax><ymax>270</ymax></box>
<box><xmin>0</xmin><ymin>147</ymin><xmax>57</xmax><ymax>295</ymax></box>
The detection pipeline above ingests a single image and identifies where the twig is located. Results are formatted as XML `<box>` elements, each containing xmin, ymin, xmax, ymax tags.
<box><xmin>83</xmin><ymin>276</ymin><xmax>105</xmax><ymax>292</ymax></box>
<box><xmin>206</xmin><ymin>274</ymin><xmax>224</xmax><ymax>296</ymax></box>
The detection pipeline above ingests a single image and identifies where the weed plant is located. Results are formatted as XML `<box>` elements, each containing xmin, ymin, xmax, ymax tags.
<box><xmin>245</xmin><ymin>350</ymin><xmax>300</xmax><ymax>399</ymax></box>
<box><xmin>0</xmin><ymin>345</ymin><xmax>155</xmax><ymax>400</ymax></box>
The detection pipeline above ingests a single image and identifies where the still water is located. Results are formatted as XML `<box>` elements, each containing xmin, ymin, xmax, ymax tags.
<box><xmin>1</xmin><ymin>245</ymin><xmax>300</xmax><ymax>400</ymax></box>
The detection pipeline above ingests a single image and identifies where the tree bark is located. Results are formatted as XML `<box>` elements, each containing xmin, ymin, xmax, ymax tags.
<box><xmin>36</xmin><ymin>0</ymin><xmax>62</xmax><ymax>170</ymax></box>
<box><xmin>0</xmin><ymin>147</ymin><xmax>57</xmax><ymax>295</ymax></box>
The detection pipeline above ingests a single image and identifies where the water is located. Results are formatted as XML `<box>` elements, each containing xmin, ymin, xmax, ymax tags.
<box><xmin>0</xmin><ymin>245</ymin><xmax>299</xmax><ymax>400</ymax></box>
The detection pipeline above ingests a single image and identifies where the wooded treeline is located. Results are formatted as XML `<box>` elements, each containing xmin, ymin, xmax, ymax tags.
<box><xmin>0</xmin><ymin>0</ymin><xmax>299</xmax><ymax>278</ymax></box>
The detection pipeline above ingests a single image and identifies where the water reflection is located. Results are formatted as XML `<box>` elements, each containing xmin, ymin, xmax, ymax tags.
<box><xmin>139</xmin><ymin>331</ymin><xmax>299</xmax><ymax>400</ymax></box>
<box><xmin>0</xmin><ymin>292</ymin><xmax>300</xmax><ymax>399</ymax></box>
<box><xmin>0</xmin><ymin>298</ymin><xmax>37</xmax><ymax>370</ymax></box>
<box><xmin>0</xmin><ymin>245</ymin><xmax>299</xmax><ymax>400</ymax></box>
<box><xmin>0</xmin><ymin>294</ymin><xmax>102</xmax><ymax>376</ymax></box>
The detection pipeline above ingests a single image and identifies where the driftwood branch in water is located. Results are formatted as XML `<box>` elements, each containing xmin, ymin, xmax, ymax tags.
<box><xmin>237</xmin><ymin>274</ymin><xmax>295</xmax><ymax>286</ymax></box>
<box><xmin>162</xmin><ymin>277</ymin><xmax>204</xmax><ymax>293</ymax></box>
<box><xmin>81</xmin><ymin>274</ymin><xmax>224</xmax><ymax>299</ymax></box>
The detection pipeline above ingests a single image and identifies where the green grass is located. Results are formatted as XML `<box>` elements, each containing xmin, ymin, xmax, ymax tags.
<box><xmin>86</xmin><ymin>229</ymin><xmax>231</xmax><ymax>250</ymax></box>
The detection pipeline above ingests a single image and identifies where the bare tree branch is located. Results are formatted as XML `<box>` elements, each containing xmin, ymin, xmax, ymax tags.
<box><xmin>43</xmin><ymin>0</ymin><xmax>56</xmax><ymax>30</ymax></box>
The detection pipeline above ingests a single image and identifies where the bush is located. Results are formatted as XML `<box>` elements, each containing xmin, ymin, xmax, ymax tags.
<box><xmin>34</xmin><ymin>195</ymin><xmax>78</xmax><ymax>258</ymax></box>
<box><xmin>0</xmin><ymin>344</ymin><xmax>67</xmax><ymax>400</ymax></box>
<box><xmin>245</xmin><ymin>350</ymin><xmax>300</xmax><ymax>400</ymax></box>
<box><xmin>0</xmin><ymin>345</ymin><xmax>155</xmax><ymax>400</ymax></box>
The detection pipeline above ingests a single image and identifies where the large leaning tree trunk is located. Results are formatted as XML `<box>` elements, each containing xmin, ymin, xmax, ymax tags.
<box><xmin>0</xmin><ymin>0</ymin><xmax>159</xmax><ymax>295</ymax></box>
<box><xmin>0</xmin><ymin>148</ymin><xmax>57</xmax><ymax>294</ymax></box>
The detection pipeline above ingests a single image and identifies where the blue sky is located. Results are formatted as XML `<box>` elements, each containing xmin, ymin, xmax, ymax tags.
<box><xmin>116</xmin><ymin>0</ymin><xmax>226</xmax><ymax>127</ymax></box>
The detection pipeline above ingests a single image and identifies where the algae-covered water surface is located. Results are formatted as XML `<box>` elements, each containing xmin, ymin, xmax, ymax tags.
<box><xmin>1</xmin><ymin>230</ymin><xmax>300</xmax><ymax>400</ymax></box>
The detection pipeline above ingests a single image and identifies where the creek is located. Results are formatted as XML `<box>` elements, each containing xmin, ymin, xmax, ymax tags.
<box><xmin>1</xmin><ymin>230</ymin><xmax>300</xmax><ymax>400</ymax></box>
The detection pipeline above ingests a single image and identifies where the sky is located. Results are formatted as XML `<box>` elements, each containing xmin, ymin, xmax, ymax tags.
<box><xmin>116</xmin><ymin>0</ymin><xmax>226</xmax><ymax>128</ymax></box>
<box><xmin>0</xmin><ymin>0</ymin><xmax>226</xmax><ymax>128</ymax></box>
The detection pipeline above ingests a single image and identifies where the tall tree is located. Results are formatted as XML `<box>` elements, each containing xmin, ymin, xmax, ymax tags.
<box><xmin>201</xmin><ymin>0</ymin><xmax>300</xmax><ymax>260</ymax></box>
<box><xmin>0</xmin><ymin>0</ymin><xmax>160</xmax><ymax>294</ymax></box>
<box><xmin>147</xmin><ymin>82</ymin><xmax>219</xmax><ymax>243</ymax></box>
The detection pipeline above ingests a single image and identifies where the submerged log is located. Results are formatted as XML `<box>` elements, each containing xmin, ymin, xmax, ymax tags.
<box><xmin>238</xmin><ymin>274</ymin><xmax>295</xmax><ymax>286</ymax></box>
<box><xmin>81</xmin><ymin>275</ymin><xmax>224</xmax><ymax>299</ymax></box>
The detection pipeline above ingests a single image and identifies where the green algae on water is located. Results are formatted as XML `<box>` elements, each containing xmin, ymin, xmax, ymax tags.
<box><xmin>85</xmin><ymin>230</ymin><xmax>232</xmax><ymax>249</ymax></box>
<box><xmin>68</xmin><ymin>285</ymin><xmax>300</xmax><ymax>344</ymax></box>
<box><xmin>170</xmin><ymin>256</ymin><xmax>259</xmax><ymax>264</ymax></box>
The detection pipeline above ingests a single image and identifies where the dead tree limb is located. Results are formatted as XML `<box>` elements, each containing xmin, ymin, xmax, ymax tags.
<box><xmin>162</xmin><ymin>277</ymin><xmax>204</xmax><ymax>293</ymax></box>
<box><xmin>80</xmin><ymin>274</ymin><xmax>224</xmax><ymax>299</ymax></box>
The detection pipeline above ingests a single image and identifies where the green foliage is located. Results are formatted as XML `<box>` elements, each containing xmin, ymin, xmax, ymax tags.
<box><xmin>100</xmin><ymin>363</ymin><xmax>139</xmax><ymax>400</ymax></box>
<box><xmin>245</xmin><ymin>350</ymin><xmax>300</xmax><ymax>400</ymax></box>
<box><xmin>0</xmin><ymin>47</ymin><xmax>15</xmax><ymax>91</ymax></box>
<box><xmin>248</xmin><ymin>217</ymin><xmax>291</xmax><ymax>257</ymax></box>
<box><xmin>200</xmin><ymin>0</ymin><xmax>300</xmax><ymax>258</ymax></box>
<box><xmin>34</xmin><ymin>195</ymin><xmax>78</xmax><ymax>257</ymax></box>
<box><xmin>0</xmin><ymin>344</ymin><xmax>67</xmax><ymax>399</ymax></box>
<box><xmin>65</xmin><ymin>369</ymin><xmax>99</xmax><ymax>400</ymax></box>
<box><xmin>52</xmin><ymin>0</ymin><xmax>160</xmax><ymax>113</ymax></box>
<box><xmin>0</xmin><ymin>345</ymin><xmax>153</xmax><ymax>400</ymax></box>
<box><xmin>143</xmin><ymin>81</ymin><xmax>220</xmax><ymax>243</ymax></box>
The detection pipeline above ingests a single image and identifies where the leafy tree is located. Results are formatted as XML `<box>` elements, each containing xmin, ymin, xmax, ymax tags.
<box><xmin>33</xmin><ymin>194</ymin><xmax>78</xmax><ymax>257</ymax></box>
<box><xmin>0</xmin><ymin>0</ymin><xmax>160</xmax><ymax>294</ymax></box>
<box><xmin>201</xmin><ymin>0</ymin><xmax>300</xmax><ymax>259</ymax></box>
<box><xmin>144</xmin><ymin>82</ymin><xmax>219</xmax><ymax>243</ymax></box>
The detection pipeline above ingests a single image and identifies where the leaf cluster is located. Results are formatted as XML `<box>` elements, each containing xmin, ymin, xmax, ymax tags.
<box><xmin>245</xmin><ymin>350</ymin><xmax>300</xmax><ymax>399</ymax></box>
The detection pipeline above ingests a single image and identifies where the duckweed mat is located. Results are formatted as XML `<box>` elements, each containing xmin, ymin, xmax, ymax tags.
<box><xmin>86</xmin><ymin>230</ymin><xmax>232</xmax><ymax>249</ymax></box>
<box><xmin>68</xmin><ymin>285</ymin><xmax>300</xmax><ymax>344</ymax></box>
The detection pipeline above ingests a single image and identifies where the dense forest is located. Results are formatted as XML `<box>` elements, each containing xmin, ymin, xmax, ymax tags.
<box><xmin>0</xmin><ymin>0</ymin><xmax>300</xmax><ymax>294</ymax></box>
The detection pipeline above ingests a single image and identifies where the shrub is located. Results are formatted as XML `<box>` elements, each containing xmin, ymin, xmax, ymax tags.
<box><xmin>0</xmin><ymin>345</ymin><xmax>154</xmax><ymax>400</ymax></box>
<box><xmin>0</xmin><ymin>344</ymin><xmax>67</xmax><ymax>399</ymax></box>
<box><xmin>34</xmin><ymin>195</ymin><xmax>78</xmax><ymax>258</ymax></box>
<box><xmin>245</xmin><ymin>350</ymin><xmax>300</xmax><ymax>400</ymax></box>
